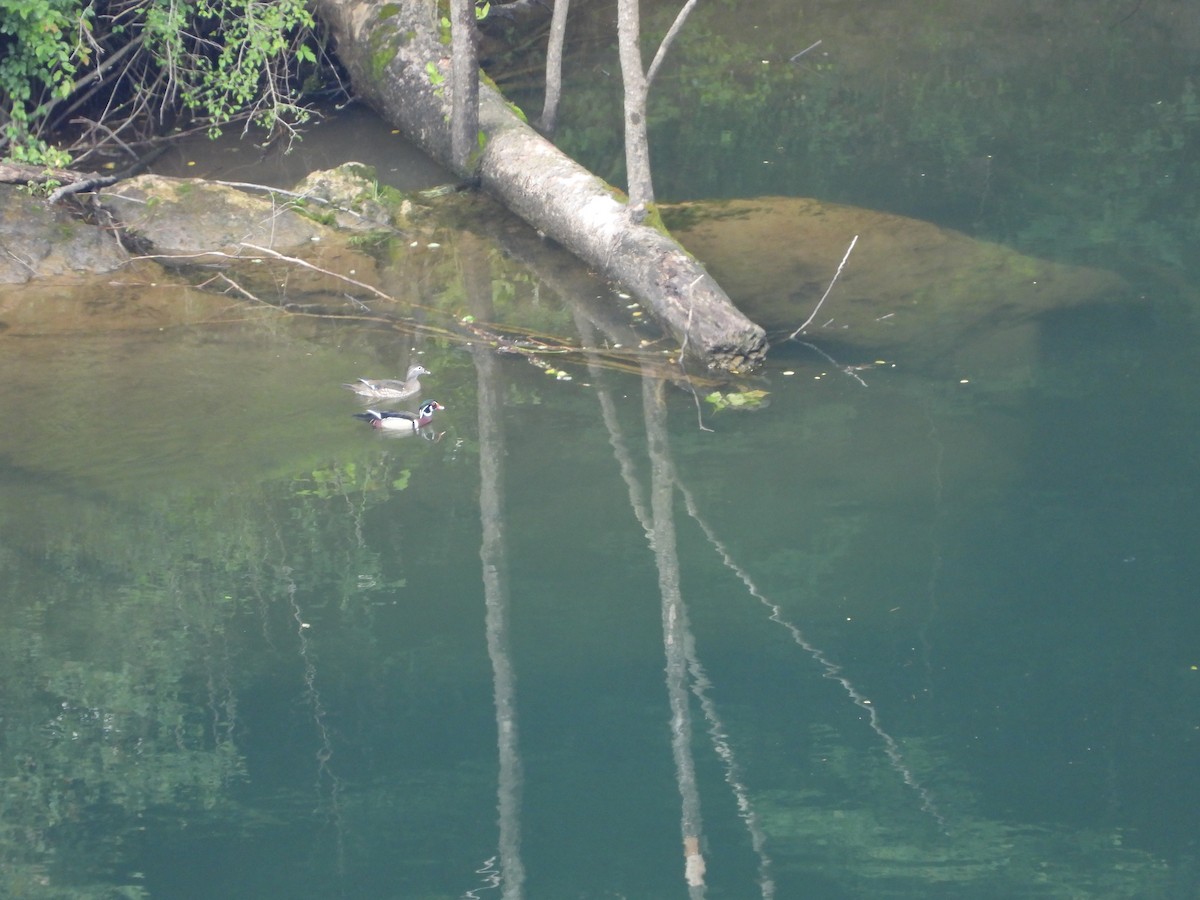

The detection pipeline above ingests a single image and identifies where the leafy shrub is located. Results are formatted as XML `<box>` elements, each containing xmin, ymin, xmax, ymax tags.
<box><xmin>0</xmin><ymin>0</ymin><xmax>326</xmax><ymax>166</ymax></box>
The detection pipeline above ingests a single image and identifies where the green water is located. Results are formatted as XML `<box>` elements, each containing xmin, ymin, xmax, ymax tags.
<box><xmin>3</xmin><ymin>1</ymin><xmax>1200</xmax><ymax>897</ymax></box>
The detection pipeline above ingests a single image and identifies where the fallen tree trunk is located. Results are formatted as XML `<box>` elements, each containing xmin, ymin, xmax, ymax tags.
<box><xmin>310</xmin><ymin>0</ymin><xmax>767</xmax><ymax>371</ymax></box>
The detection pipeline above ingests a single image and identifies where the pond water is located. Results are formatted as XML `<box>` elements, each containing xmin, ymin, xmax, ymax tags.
<box><xmin>3</xmin><ymin>1</ymin><xmax>1199</xmax><ymax>898</ymax></box>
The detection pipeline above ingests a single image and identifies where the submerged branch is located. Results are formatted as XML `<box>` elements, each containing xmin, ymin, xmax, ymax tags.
<box><xmin>125</xmin><ymin>242</ymin><xmax>716</xmax><ymax>383</ymax></box>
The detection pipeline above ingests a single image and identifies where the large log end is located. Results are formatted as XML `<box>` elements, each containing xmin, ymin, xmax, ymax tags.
<box><xmin>626</xmin><ymin>238</ymin><xmax>768</xmax><ymax>372</ymax></box>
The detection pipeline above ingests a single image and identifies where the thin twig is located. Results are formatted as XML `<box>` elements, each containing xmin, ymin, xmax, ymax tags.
<box><xmin>788</xmin><ymin>234</ymin><xmax>858</xmax><ymax>339</ymax></box>
<box><xmin>789</xmin><ymin>40</ymin><xmax>822</xmax><ymax>63</ymax></box>
<box><xmin>210</xmin><ymin>272</ymin><xmax>262</xmax><ymax>305</ymax></box>
<box><xmin>794</xmin><ymin>340</ymin><xmax>869</xmax><ymax>387</ymax></box>
<box><xmin>239</xmin><ymin>242</ymin><xmax>397</xmax><ymax>303</ymax></box>
<box><xmin>676</xmin><ymin>303</ymin><xmax>714</xmax><ymax>432</ymax></box>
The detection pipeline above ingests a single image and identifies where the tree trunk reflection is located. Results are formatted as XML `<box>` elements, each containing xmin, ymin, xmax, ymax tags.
<box><xmin>465</xmin><ymin>234</ymin><xmax>526</xmax><ymax>898</ymax></box>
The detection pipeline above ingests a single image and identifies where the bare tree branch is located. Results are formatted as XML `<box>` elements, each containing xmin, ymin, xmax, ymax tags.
<box><xmin>646</xmin><ymin>0</ymin><xmax>701</xmax><ymax>88</ymax></box>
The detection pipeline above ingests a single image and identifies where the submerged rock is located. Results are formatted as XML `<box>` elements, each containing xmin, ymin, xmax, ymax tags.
<box><xmin>669</xmin><ymin>197</ymin><xmax>1128</xmax><ymax>375</ymax></box>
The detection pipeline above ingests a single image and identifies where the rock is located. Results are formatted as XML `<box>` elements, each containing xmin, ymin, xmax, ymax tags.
<box><xmin>292</xmin><ymin>163</ymin><xmax>397</xmax><ymax>230</ymax></box>
<box><xmin>671</xmin><ymin>197</ymin><xmax>1128</xmax><ymax>336</ymax></box>
<box><xmin>98</xmin><ymin>173</ymin><xmax>333</xmax><ymax>261</ymax></box>
<box><xmin>94</xmin><ymin>173</ymin><xmax>381</xmax><ymax>295</ymax></box>
<box><xmin>0</xmin><ymin>184</ymin><xmax>126</xmax><ymax>284</ymax></box>
<box><xmin>669</xmin><ymin>196</ymin><xmax>1129</xmax><ymax>376</ymax></box>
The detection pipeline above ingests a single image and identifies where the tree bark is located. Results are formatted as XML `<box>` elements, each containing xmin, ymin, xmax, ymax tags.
<box><xmin>616</xmin><ymin>0</ymin><xmax>654</xmax><ymax>207</ymax></box>
<box><xmin>449</xmin><ymin>0</ymin><xmax>480</xmax><ymax>171</ymax></box>
<box><xmin>311</xmin><ymin>0</ymin><xmax>767</xmax><ymax>371</ymax></box>
<box><xmin>536</xmin><ymin>0</ymin><xmax>571</xmax><ymax>135</ymax></box>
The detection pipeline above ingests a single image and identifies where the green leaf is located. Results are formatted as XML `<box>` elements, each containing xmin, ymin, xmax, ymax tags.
<box><xmin>705</xmin><ymin>390</ymin><xmax>769</xmax><ymax>411</ymax></box>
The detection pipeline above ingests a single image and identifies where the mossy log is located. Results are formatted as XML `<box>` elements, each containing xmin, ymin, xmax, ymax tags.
<box><xmin>311</xmin><ymin>0</ymin><xmax>767</xmax><ymax>371</ymax></box>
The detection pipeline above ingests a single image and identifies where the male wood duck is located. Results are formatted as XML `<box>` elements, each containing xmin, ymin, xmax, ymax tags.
<box><xmin>343</xmin><ymin>364</ymin><xmax>430</xmax><ymax>400</ymax></box>
<box><xmin>353</xmin><ymin>400</ymin><xmax>444</xmax><ymax>432</ymax></box>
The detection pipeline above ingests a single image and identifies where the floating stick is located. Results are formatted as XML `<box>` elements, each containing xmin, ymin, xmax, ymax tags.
<box><xmin>789</xmin><ymin>40</ymin><xmax>823</xmax><ymax>63</ymax></box>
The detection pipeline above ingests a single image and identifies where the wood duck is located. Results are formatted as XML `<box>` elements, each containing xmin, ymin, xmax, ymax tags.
<box><xmin>353</xmin><ymin>400</ymin><xmax>444</xmax><ymax>432</ymax></box>
<box><xmin>343</xmin><ymin>365</ymin><xmax>430</xmax><ymax>400</ymax></box>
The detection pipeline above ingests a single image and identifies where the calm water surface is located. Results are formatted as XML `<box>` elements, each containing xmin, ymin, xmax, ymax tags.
<box><xmin>3</xmin><ymin>2</ymin><xmax>1199</xmax><ymax>898</ymax></box>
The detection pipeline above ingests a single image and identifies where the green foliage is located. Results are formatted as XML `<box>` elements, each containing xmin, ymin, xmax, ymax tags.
<box><xmin>144</xmin><ymin>0</ymin><xmax>317</xmax><ymax>136</ymax></box>
<box><xmin>0</xmin><ymin>427</ymin><xmax>452</xmax><ymax>892</ymax></box>
<box><xmin>293</xmin><ymin>460</ymin><xmax>413</xmax><ymax>500</ymax></box>
<box><xmin>0</xmin><ymin>0</ymin><xmax>90</xmax><ymax>163</ymax></box>
<box><xmin>348</xmin><ymin>229</ymin><xmax>397</xmax><ymax>251</ymax></box>
<box><xmin>370</xmin><ymin>43</ymin><xmax>399</xmax><ymax>81</ymax></box>
<box><xmin>0</xmin><ymin>0</ymin><xmax>324</xmax><ymax>164</ymax></box>
<box><xmin>18</xmin><ymin>173</ymin><xmax>62</xmax><ymax>197</ymax></box>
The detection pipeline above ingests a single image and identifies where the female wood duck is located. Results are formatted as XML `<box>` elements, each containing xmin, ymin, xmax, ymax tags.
<box><xmin>343</xmin><ymin>364</ymin><xmax>430</xmax><ymax>400</ymax></box>
<box><xmin>353</xmin><ymin>400</ymin><xmax>444</xmax><ymax>432</ymax></box>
